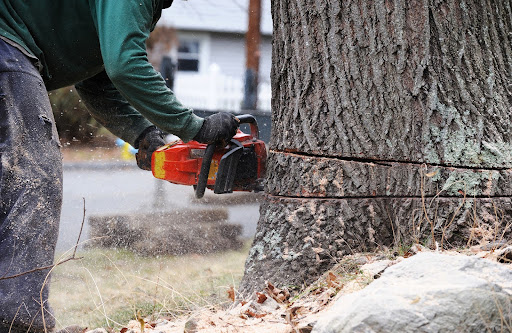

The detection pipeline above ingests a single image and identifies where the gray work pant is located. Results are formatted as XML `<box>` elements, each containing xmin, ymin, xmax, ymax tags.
<box><xmin>0</xmin><ymin>39</ymin><xmax>62</xmax><ymax>331</ymax></box>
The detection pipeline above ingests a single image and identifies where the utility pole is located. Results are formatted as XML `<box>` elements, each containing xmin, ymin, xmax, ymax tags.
<box><xmin>242</xmin><ymin>0</ymin><xmax>262</xmax><ymax>110</ymax></box>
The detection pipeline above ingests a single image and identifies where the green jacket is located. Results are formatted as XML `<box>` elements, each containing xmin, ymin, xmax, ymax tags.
<box><xmin>0</xmin><ymin>0</ymin><xmax>203</xmax><ymax>145</ymax></box>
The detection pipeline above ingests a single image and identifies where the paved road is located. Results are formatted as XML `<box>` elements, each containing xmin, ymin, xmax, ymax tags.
<box><xmin>58</xmin><ymin>162</ymin><xmax>260</xmax><ymax>251</ymax></box>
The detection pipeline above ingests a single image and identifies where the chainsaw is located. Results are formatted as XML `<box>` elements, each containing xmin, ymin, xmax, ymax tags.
<box><xmin>151</xmin><ymin>114</ymin><xmax>267</xmax><ymax>198</ymax></box>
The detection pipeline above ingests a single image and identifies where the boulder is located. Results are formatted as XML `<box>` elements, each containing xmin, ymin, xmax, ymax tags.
<box><xmin>313</xmin><ymin>252</ymin><xmax>512</xmax><ymax>333</ymax></box>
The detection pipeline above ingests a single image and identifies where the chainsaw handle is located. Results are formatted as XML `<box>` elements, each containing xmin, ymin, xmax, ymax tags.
<box><xmin>195</xmin><ymin>114</ymin><xmax>258</xmax><ymax>199</ymax></box>
<box><xmin>236</xmin><ymin>114</ymin><xmax>259</xmax><ymax>140</ymax></box>
<box><xmin>195</xmin><ymin>143</ymin><xmax>216</xmax><ymax>199</ymax></box>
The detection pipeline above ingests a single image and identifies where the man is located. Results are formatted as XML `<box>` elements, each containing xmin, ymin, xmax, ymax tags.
<box><xmin>0</xmin><ymin>0</ymin><xmax>239</xmax><ymax>331</ymax></box>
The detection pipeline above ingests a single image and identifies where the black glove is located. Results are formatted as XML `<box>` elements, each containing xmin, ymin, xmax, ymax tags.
<box><xmin>193</xmin><ymin>112</ymin><xmax>239</xmax><ymax>145</ymax></box>
<box><xmin>134</xmin><ymin>126</ymin><xmax>166</xmax><ymax>171</ymax></box>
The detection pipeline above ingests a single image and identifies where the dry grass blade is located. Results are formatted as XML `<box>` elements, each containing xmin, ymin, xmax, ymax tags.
<box><xmin>440</xmin><ymin>185</ymin><xmax>466</xmax><ymax>249</ymax></box>
<box><xmin>420</xmin><ymin>170</ymin><xmax>436</xmax><ymax>248</ymax></box>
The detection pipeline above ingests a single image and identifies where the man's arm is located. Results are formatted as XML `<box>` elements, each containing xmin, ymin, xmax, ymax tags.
<box><xmin>91</xmin><ymin>0</ymin><xmax>203</xmax><ymax>142</ymax></box>
<box><xmin>75</xmin><ymin>70</ymin><xmax>154</xmax><ymax>147</ymax></box>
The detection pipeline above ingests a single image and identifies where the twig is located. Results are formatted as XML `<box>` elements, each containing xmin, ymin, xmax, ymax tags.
<box><xmin>385</xmin><ymin>206</ymin><xmax>398</xmax><ymax>248</ymax></box>
<box><xmin>491</xmin><ymin>201</ymin><xmax>501</xmax><ymax>247</ymax></box>
<box><xmin>466</xmin><ymin>195</ymin><xmax>479</xmax><ymax>247</ymax></box>
<box><xmin>73</xmin><ymin>198</ymin><xmax>86</xmax><ymax>258</ymax></box>
<box><xmin>7</xmin><ymin>304</ymin><xmax>23</xmax><ymax>333</ymax></box>
<box><xmin>440</xmin><ymin>184</ymin><xmax>467</xmax><ymax>249</ymax></box>
<box><xmin>420</xmin><ymin>170</ymin><xmax>436</xmax><ymax>248</ymax></box>
<box><xmin>0</xmin><ymin>257</ymin><xmax>81</xmax><ymax>281</ymax></box>
<box><xmin>410</xmin><ymin>208</ymin><xmax>421</xmax><ymax>245</ymax></box>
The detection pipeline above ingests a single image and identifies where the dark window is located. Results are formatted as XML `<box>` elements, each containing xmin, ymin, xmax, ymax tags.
<box><xmin>177</xmin><ymin>59</ymin><xmax>199</xmax><ymax>72</ymax></box>
<box><xmin>177</xmin><ymin>40</ymin><xmax>200</xmax><ymax>72</ymax></box>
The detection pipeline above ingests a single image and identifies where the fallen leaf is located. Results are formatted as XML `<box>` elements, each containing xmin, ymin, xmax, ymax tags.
<box><xmin>327</xmin><ymin>271</ymin><xmax>344</xmax><ymax>290</ymax></box>
<box><xmin>285</xmin><ymin>306</ymin><xmax>299</xmax><ymax>327</ymax></box>
<box><xmin>256</xmin><ymin>292</ymin><xmax>267</xmax><ymax>303</ymax></box>
<box><xmin>265</xmin><ymin>281</ymin><xmax>290</xmax><ymax>304</ymax></box>
<box><xmin>227</xmin><ymin>286</ymin><xmax>235</xmax><ymax>302</ymax></box>
<box><xmin>326</xmin><ymin>272</ymin><xmax>339</xmax><ymax>289</ymax></box>
<box><xmin>317</xmin><ymin>289</ymin><xmax>335</xmax><ymax>307</ymax></box>
<box><xmin>120</xmin><ymin>328</ymin><xmax>128</xmax><ymax>333</ymax></box>
<box><xmin>288</xmin><ymin>305</ymin><xmax>301</xmax><ymax>318</ymax></box>
<box><xmin>245</xmin><ymin>308</ymin><xmax>267</xmax><ymax>318</ymax></box>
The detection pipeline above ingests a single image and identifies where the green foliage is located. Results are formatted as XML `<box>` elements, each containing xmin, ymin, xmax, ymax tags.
<box><xmin>49</xmin><ymin>87</ymin><xmax>102</xmax><ymax>144</ymax></box>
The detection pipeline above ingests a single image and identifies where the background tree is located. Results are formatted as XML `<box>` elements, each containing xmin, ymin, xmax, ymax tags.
<box><xmin>240</xmin><ymin>0</ymin><xmax>512</xmax><ymax>294</ymax></box>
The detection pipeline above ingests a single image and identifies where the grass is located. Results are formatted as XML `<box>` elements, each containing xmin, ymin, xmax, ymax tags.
<box><xmin>49</xmin><ymin>242</ymin><xmax>251</xmax><ymax>330</ymax></box>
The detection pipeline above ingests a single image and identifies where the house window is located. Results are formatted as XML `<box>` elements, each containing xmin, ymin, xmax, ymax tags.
<box><xmin>177</xmin><ymin>40</ymin><xmax>200</xmax><ymax>72</ymax></box>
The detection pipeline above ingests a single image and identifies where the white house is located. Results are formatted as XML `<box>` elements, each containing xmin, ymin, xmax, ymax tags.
<box><xmin>157</xmin><ymin>0</ymin><xmax>273</xmax><ymax>112</ymax></box>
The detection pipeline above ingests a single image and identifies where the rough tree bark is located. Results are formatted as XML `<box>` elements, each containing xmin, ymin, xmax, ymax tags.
<box><xmin>240</xmin><ymin>0</ymin><xmax>512</xmax><ymax>294</ymax></box>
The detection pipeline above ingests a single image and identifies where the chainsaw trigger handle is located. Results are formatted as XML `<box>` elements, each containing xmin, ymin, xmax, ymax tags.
<box><xmin>195</xmin><ymin>143</ymin><xmax>216</xmax><ymax>199</ymax></box>
<box><xmin>214</xmin><ymin>140</ymin><xmax>244</xmax><ymax>194</ymax></box>
<box><xmin>236</xmin><ymin>114</ymin><xmax>259</xmax><ymax>140</ymax></box>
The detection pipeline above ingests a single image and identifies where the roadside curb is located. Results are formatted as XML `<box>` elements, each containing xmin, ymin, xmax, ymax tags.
<box><xmin>63</xmin><ymin>161</ymin><xmax>138</xmax><ymax>171</ymax></box>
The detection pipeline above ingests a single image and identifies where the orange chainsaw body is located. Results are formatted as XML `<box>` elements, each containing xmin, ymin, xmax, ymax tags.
<box><xmin>152</xmin><ymin>126</ymin><xmax>266</xmax><ymax>195</ymax></box>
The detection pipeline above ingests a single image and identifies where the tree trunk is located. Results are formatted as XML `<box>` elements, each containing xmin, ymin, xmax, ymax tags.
<box><xmin>240</xmin><ymin>0</ymin><xmax>512</xmax><ymax>294</ymax></box>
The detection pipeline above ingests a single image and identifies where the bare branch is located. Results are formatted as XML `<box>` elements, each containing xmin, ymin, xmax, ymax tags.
<box><xmin>0</xmin><ymin>256</ymin><xmax>84</xmax><ymax>281</ymax></box>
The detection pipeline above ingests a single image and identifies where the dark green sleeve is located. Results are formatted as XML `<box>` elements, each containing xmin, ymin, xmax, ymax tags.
<box><xmin>91</xmin><ymin>0</ymin><xmax>203</xmax><ymax>142</ymax></box>
<box><xmin>75</xmin><ymin>71</ymin><xmax>153</xmax><ymax>146</ymax></box>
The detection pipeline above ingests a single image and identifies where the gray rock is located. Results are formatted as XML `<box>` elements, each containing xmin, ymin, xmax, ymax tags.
<box><xmin>313</xmin><ymin>252</ymin><xmax>512</xmax><ymax>333</ymax></box>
